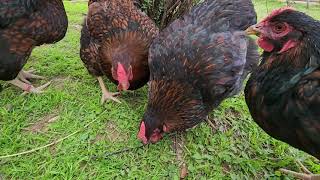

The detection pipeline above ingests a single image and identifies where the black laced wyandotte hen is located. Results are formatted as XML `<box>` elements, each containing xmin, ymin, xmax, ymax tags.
<box><xmin>80</xmin><ymin>0</ymin><xmax>159</xmax><ymax>104</ymax></box>
<box><xmin>0</xmin><ymin>0</ymin><xmax>68</xmax><ymax>93</ymax></box>
<box><xmin>137</xmin><ymin>0</ymin><xmax>259</xmax><ymax>144</ymax></box>
<box><xmin>245</xmin><ymin>7</ymin><xmax>320</xmax><ymax>179</ymax></box>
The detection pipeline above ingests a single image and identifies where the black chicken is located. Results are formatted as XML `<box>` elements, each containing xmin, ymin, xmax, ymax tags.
<box><xmin>245</xmin><ymin>7</ymin><xmax>320</xmax><ymax>178</ymax></box>
<box><xmin>0</xmin><ymin>0</ymin><xmax>68</xmax><ymax>93</ymax></box>
<box><xmin>137</xmin><ymin>0</ymin><xmax>259</xmax><ymax>144</ymax></box>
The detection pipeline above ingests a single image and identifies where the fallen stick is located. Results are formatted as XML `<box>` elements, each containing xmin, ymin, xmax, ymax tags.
<box><xmin>0</xmin><ymin>110</ymin><xmax>107</xmax><ymax>160</ymax></box>
<box><xmin>172</xmin><ymin>133</ymin><xmax>188</xmax><ymax>179</ymax></box>
<box><xmin>91</xmin><ymin>144</ymin><xmax>145</xmax><ymax>160</ymax></box>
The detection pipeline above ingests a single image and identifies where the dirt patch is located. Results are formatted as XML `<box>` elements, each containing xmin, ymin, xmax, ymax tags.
<box><xmin>91</xmin><ymin>121</ymin><xmax>128</xmax><ymax>144</ymax></box>
<box><xmin>48</xmin><ymin>140</ymin><xmax>58</xmax><ymax>155</ymax></box>
<box><xmin>207</xmin><ymin>108</ymin><xmax>242</xmax><ymax>133</ymax></box>
<box><xmin>24</xmin><ymin>114</ymin><xmax>59</xmax><ymax>133</ymax></box>
<box><xmin>79</xmin><ymin>160</ymin><xmax>89</xmax><ymax>173</ymax></box>
<box><xmin>207</xmin><ymin>115</ymin><xmax>231</xmax><ymax>134</ymax></box>
<box><xmin>91</xmin><ymin>133</ymin><xmax>106</xmax><ymax>144</ymax></box>
<box><xmin>226</xmin><ymin>107</ymin><xmax>242</xmax><ymax>118</ymax></box>
<box><xmin>222</xmin><ymin>162</ymin><xmax>231</xmax><ymax>174</ymax></box>
<box><xmin>4</xmin><ymin>104</ymin><xmax>13</xmax><ymax>112</ymax></box>
<box><xmin>105</xmin><ymin>121</ymin><xmax>121</xmax><ymax>142</ymax></box>
<box><xmin>52</xmin><ymin>76</ymin><xmax>72</xmax><ymax>90</ymax></box>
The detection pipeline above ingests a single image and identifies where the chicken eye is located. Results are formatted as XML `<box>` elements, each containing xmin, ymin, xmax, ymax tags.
<box><xmin>273</xmin><ymin>23</ymin><xmax>286</xmax><ymax>33</ymax></box>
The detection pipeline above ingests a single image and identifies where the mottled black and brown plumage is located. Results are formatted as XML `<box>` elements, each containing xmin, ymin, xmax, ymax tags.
<box><xmin>137</xmin><ymin>0</ymin><xmax>259</xmax><ymax>144</ymax></box>
<box><xmin>80</xmin><ymin>0</ymin><xmax>159</xmax><ymax>104</ymax></box>
<box><xmin>144</xmin><ymin>0</ymin><xmax>194</xmax><ymax>29</ymax></box>
<box><xmin>245</xmin><ymin>7</ymin><xmax>320</xmax><ymax>178</ymax></box>
<box><xmin>0</xmin><ymin>0</ymin><xmax>68</xmax><ymax>93</ymax></box>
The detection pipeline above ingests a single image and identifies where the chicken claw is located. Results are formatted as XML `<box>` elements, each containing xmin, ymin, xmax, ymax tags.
<box><xmin>20</xmin><ymin>70</ymin><xmax>46</xmax><ymax>80</ymax></box>
<box><xmin>97</xmin><ymin>76</ymin><xmax>121</xmax><ymax>104</ymax></box>
<box><xmin>279</xmin><ymin>161</ymin><xmax>320</xmax><ymax>180</ymax></box>
<box><xmin>16</xmin><ymin>70</ymin><xmax>46</xmax><ymax>84</ymax></box>
<box><xmin>8</xmin><ymin>78</ymin><xmax>51</xmax><ymax>95</ymax></box>
<box><xmin>21</xmin><ymin>81</ymin><xmax>51</xmax><ymax>95</ymax></box>
<box><xmin>101</xmin><ymin>91</ymin><xmax>121</xmax><ymax>104</ymax></box>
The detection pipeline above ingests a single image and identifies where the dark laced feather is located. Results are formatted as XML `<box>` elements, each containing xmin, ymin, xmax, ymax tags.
<box><xmin>0</xmin><ymin>0</ymin><xmax>68</xmax><ymax>81</ymax></box>
<box><xmin>0</xmin><ymin>0</ymin><xmax>42</xmax><ymax>28</ymax></box>
<box><xmin>142</xmin><ymin>0</ymin><xmax>258</xmax><ymax>139</ymax></box>
<box><xmin>144</xmin><ymin>80</ymin><xmax>206</xmax><ymax>135</ymax></box>
<box><xmin>80</xmin><ymin>0</ymin><xmax>159</xmax><ymax>90</ymax></box>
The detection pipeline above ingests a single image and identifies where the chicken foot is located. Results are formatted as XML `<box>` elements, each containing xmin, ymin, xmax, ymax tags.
<box><xmin>8</xmin><ymin>70</ymin><xmax>51</xmax><ymax>94</ymax></box>
<box><xmin>9</xmin><ymin>79</ymin><xmax>51</xmax><ymax>94</ymax></box>
<box><xmin>19</xmin><ymin>69</ymin><xmax>45</xmax><ymax>84</ymax></box>
<box><xmin>97</xmin><ymin>76</ymin><xmax>121</xmax><ymax>104</ymax></box>
<box><xmin>279</xmin><ymin>161</ymin><xmax>320</xmax><ymax>180</ymax></box>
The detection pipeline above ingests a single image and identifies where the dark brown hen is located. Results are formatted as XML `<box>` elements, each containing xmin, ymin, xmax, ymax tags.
<box><xmin>80</xmin><ymin>0</ymin><xmax>159</xmax><ymax>104</ymax></box>
<box><xmin>137</xmin><ymin>0</ymin><xmax>259</xmax><ymax>144</ymax></box>
<box><xmin>0</xmin><ymin>0</ymin><xmax>68</xmax><ymax>93</ymax></box>
<box><xmin>245</xmin><ymin>7</ymin><xmax>320</xmax><ymax>178</ymax></box>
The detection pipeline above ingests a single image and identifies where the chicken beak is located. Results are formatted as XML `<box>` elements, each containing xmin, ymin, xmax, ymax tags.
<box><xmin>245</xmin><ymin>25</ymin><xmax>260</xmax><ymax>36</ymax></box>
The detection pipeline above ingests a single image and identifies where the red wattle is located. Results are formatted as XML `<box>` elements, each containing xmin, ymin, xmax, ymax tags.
<box><xmin>117</xmin><ymin>63</ymin><xmax>128</xmax><ymax>83</ymax></box>
<box><xmin>257</xmin><ymin>37</ymin><xmax>274</xmax><ymax>52</ymax></box>
<box><xmin>138</xmin><ymin>122</ymin><xmax>148</xmax><ymax>144</ymax></box>
<box><xmin>279</xmin><ymin>40</ymin><xmax>298</xmax><ymax>53</ymax></box>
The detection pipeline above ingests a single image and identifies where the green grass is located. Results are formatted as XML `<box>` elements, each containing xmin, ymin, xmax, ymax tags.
<box><xmin>0</xmin><ymin>0</ymin><xmax>319</xmax><ymax>179</ymax></box>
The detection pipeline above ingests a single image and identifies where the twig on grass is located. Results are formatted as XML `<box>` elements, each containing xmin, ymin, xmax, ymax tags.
<box><xmin>0</xmin><ymin>110</ymin><xmax>107</xmax><ymax>160</ymax></box>
<box><xmin>91</xmin><ymin>144</ymin><xmax>145</xmax><ymax>160</ymax></box>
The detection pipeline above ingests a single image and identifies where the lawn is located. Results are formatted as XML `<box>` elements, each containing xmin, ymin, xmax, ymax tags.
<box><xmin>0</xmin><ymin>0</ymin><xmax>319</xmax><ymax>179</ymax></box>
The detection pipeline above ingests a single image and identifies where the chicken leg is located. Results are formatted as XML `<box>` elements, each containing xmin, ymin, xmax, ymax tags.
<box><xmin>97</xmin><ymin>76</ymin><xmax>121</xmax><ymax>104</ymax></box>
<box><xmin>8</xmin><ymin>70</ymin><xmax>51</xmax><ymax>94</ymax></box>
<box><xmin>279</xmin><ymin>161</ymin><xmax>320</xmax><ymax>180</ymax></box>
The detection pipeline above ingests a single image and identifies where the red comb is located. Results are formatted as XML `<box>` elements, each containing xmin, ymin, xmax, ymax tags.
<box><xmin>117</xmin><ymin>62</ymin><xmax>128</xmax><ymax>82</ymax></box>
<box><xmin>262</xmin><ymin>7</ymin><xmax>295</xmax><ymax>22</ymax></box>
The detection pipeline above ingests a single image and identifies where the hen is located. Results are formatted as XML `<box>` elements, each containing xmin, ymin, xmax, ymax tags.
<box><xmin>245</xmin><ymin>7</ymin><xmax>320</xmax><ymax>178</ymax></box>
<box><xmin>137</xmin><ymin>0</ymin><xmax>259</xmax><ymax>144</ymax></box>
<box><xmin>0</xmin><ymin>0</ymin><xmax>68</xmax><ymax>93</ymax></box>
<box><xmin>80</xmin><ymin>0</ymin><xmax>159</xmax><ymax>104</ymax></box>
